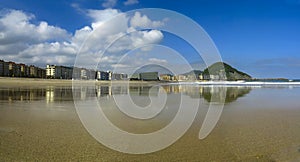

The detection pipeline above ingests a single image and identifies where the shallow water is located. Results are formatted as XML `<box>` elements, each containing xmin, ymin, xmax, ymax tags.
<box><xmin>0</xmin><ymin>84</ymin><xmax>299</xmax><ymax>161</ymax></box>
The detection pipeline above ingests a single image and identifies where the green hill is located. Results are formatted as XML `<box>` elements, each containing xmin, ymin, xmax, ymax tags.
<box><xmin>182</xmin><ymin>70</ymin><xmax>203</xmax><ymax>77</ymax></box>
<box><xmin>202</xmin><ymin>62</ymin><xmax>251</xmax><ymax>81</ymax></box>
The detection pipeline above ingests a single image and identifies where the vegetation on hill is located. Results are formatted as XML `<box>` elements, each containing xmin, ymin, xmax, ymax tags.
<box><xmin>182</xmin><ymin>70</ymin><xmax>203</xmax><ymax>77</ymax></box>
<box><xmin>202</xmin><ymin>62</ymin><xmax>251</xmax><ymax>81</ymax></box>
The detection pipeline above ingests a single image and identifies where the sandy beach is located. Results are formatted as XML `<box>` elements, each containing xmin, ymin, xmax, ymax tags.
<box><xmin>0</xmin><ymin>77</ymin><xmax>162</xmax><ymax>87</ymax></box>
<box><xmin>0</xmin><ymin>79</ymin><xmax>299</xmax><ymax>161</ymax></box>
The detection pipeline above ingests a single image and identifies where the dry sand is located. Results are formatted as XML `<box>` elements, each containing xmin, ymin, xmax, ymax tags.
<box><xmin>0</xmin><ymin>77</ymin><xmax>162</xmax><ymax>87</ymax></box>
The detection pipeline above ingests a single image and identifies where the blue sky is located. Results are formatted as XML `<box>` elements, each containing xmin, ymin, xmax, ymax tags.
<box><xmin>1</xmin><ymin>0</ymin><xmax>300</xmax><ymax>78</ymax></box>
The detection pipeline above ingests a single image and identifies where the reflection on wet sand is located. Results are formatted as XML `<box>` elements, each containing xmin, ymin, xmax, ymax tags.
<box><xmin>201</xmin><ymin>86</ymin><xmax>251</xmax><ymax>103</ymax></box>
<box><xmin>0</xmin><ymin>84</ymin><xmax>300</xmax><ymax>161</ymax></box>
<box><xmin>0</xmin><ymin>85</ymin><xmax>252</xmax><ymax>104</ymax></box>
<box><xmin>160</xmin><ymin>85</ymin><xmax>252</xmax><ymax>103</ymax></box>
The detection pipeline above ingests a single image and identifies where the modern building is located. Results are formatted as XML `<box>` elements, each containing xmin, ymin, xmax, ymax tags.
<box><xmin>0</xmin><ymin>60</ymin><xmax>4</xmax><ymax>76</ymax></box>
<box><xmin>97</xmin><ymin>71</ymin><xmax>109</xmax><ymax>80</ymax></box>
<box><xmin>129</xmin><ymin>73</ymin><xmax>140</xmax><ymax>80</ymax></box>
<box><xmin>56</xmin><ymin>66</ymin><xmax>73</xmax><ymax>79</ymax></box>
<box><xmin>139</xmin><ymin>72</ymin><xmax>158</xmax><ymax>81</ymax></box>
<box><xmin>72</xmin><ymin>67</ymin><xmax>81</xmax><ymax>79</ymax></box>
<box><xmin>0</xmin><ymin>60</ymin><xmax>44</xmax><ymax>78</ymax></box>
<box><xmin>80</xmin><ymin>69</ymin><xmax>87</xmax><ymax>79</ymax></box>
<box><xmin>46</xmin><ymin>65</ymin><xmax>73</xmax><ymax>79</ymax></box>
<box><xmin>46</xmin><ymin>65</ymin><xmax>56</xmax><ymax>78</ymax></box>
<box><xmin>111</xmin><ymin>73</ymin><xmax>127</xmax><ymax>80</ymax></box>
<box><xmin>37</xmin><ymin>67</ymin><xmax>46</xmax><ymax>78</ymax></box>
<box><xmin>86</xmin><ymin>69</ymin><xmax>96</xmax><ymax>80</ymax></box>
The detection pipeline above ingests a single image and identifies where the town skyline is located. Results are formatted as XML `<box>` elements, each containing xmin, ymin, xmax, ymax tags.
<box><xmin>1</xmin><ymin>58</ymin><xmax>249</xmax><ymax>81</ymax></box>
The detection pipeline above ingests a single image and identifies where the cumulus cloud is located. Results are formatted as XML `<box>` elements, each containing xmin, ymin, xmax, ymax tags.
<box><xmin>0</xmin><ymin>9</ymin><xmax>73</xmax><ymax>64</ymax></box>
<box><xmin>124</xmin><ymin>0</ymin><xmax>139</xmax><ymax>6</ymax></box>
<box><xmin>74</xmin><ymin>9</ymin><xmax>165</xmax><ymax>70</ymax></box>
<box><xmin>18</xmin><ymin>42</ymin><xmax>76</xmax><ymax>64</ymax></box>
<box><xmin>0</xmin><ymin>8</ymin><xmax>165</xmax><ymax>70</ymax></box>
<box><xmin>106</xmin><ymin>30</ymin><xmax>163</xmax><ymax>53</ymax></box>
<box><xmin>0</xmin><ymin>9</ymin><xmax>70</xmax><ymax>45</ymax></box>
<box><xmin>130</xmin><ymin>12</ymin><xmax>164</xmax><ymax>28</ymax></box>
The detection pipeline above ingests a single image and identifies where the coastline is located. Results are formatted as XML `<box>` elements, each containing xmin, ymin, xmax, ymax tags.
<box><xmin>1</xmin><ymin>77</ymin><xmax>300</xmax><ymax>87</ymax></box>
<box><xmin>0</xmin><ymin>77</ymin><xmax>162</xmax><ymax>87</ymax></box>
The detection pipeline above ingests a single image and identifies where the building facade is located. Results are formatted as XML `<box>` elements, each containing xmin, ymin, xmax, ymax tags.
<box><xmin>46</xmin><ymin>65</ymin><xmax>56</xmax><ymax>78</ymax></box>
<box><xmin>0</xmin><ymin>60</ymin><xmax>4</xmax><ymax>76</ymax></box>
<box><xmin>111</xmin><ymin>73</ymin><xmax>127</xmax><ymax>80</ymax></box>
<box><xmin>139</xmin><ymin>72</ymin><xmax>158</xmax><ymax>81</ymax></box>
<box><xmin>46</xmin><ymin>65</ymin><xmax>73</xmax><ymax>79</ymax></box>
<box><xmin>97</xmin><ymin>71</ymin><xmax>109</xmax><ymax>80</ymax></box>
<box><xmin>159</xmin><ymin>74</ymin><xmax>173</xmax><ymax>81</ymax></box>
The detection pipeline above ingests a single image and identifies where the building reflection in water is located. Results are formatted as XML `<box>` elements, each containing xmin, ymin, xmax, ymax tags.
<box><xmin>0</xmin><ymin>87</ymin><xmax>46</xmax><ymax>102</ymax></box>
<box><xmin>0</xmin><ymin>85</ymin><xmax>253</xmax><ymax>104</ymax></box>
<box><xmin>201</xmin><ymin>86</ymin><xmax>252</xmax><ymax>103</ymax></box>
<box><xmin>159</xmin><ymin>85</ymin><xmax>252</xmax><ymax>103</ymax></box>
<box><xmin>45</xmin><ymin>86</ymin><xmax>73</xmax><ymax>103</ymax></box>
<box><xmin>85</xmin><ymin>85</ymin><xmax>252</xmax><ymax>104</ymax></box>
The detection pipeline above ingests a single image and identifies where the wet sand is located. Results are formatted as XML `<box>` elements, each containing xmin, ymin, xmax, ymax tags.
<box><xmin>0</xmin><ymin>82</ymin><xmax>300</xmax><ymax>161</ymax></box>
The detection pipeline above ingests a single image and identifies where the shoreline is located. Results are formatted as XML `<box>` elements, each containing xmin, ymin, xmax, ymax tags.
<box><xmin>0</xmin><ymin>77</ymin><xmax>163</xmax><ymax>86</ymax></box>
<box><xmin>1</xmin><ymin>77</ymin><xmax>300</xmax><ymax>87</ymax></box>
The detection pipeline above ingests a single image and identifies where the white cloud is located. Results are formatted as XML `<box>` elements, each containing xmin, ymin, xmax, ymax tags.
<box><xmin>17</xmin><ymin>42</ymin><xmax>76</xmax><ymax>65</ymax></box>
<box><xmin>124</xmin><ymin>0</ymin><xmax>139</xmax><ymax>6</ymax></box>
<box><xmin>0</xmin><ymin>8</ymin><xmax>166</xmax><ymax>71</ymax></box>
<box><xmin>106</xmin><ymin>30</ymin><xmax>163</xmax><ymax>53</ymax></box>
<box><xmin>130</xmin><ymin>12</ymin><xmax>164</xmax><ymax>28</ymax></box>
<box><xmin>0</xmin><ymin>9</ymin><xmax>70</xmax><ymax>45</ymax></box>
<box><xmin>87</xmin><ymin>9</ymin><xmax>120</xmax><ymax>24</ymax></box>
<box><xmin>149</xmin><ymin>58</ymin><xmax>168</xmax><ymax>64</ymax></box>
<box><xmin>0</xmin><ymin>9</ymin><xmax>71</xmax><ymax>56</ymax></box>
<box><xmin>102</xmin><ymin>0</ymin><xmax>117</xmax><ymax>8</ymax></box>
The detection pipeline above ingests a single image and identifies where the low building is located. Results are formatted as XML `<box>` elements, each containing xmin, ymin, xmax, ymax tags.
<box><xmin>210</xmin><ymin>75</ymin><xmax>220</xmax><ymax>80</ymax></box>
<box><xmin>176</xmin><ymin>75</ymin><xmax>187</xmax><ymax>81</ymax></box>
<box><xmin>139</xmin><ymin>72</ymin><xmax>158</xmax><ymax>81</ymax></box>
<box><xmin>111</xmin><ymin>73</ymin><xmax>127</xmax><ymax>80</ymax></box>
<box><xmin>187</xmin><ymin>74</ymin><xmax>197</xmax><ymax>81</ymax></box>
<box><xmin>129</xmin><ymin>73</ymin><xmax>140</xmax><ymax>80</ymax></box>
<box><xmin>159</xmin><ymin>74</ymin><xmax>173</xmax><ymax>81</ymax></box>
<box><xmin>199</xmin><ymin>74</ymin><xmax>210</xmax><ymax>80</ymax></box>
